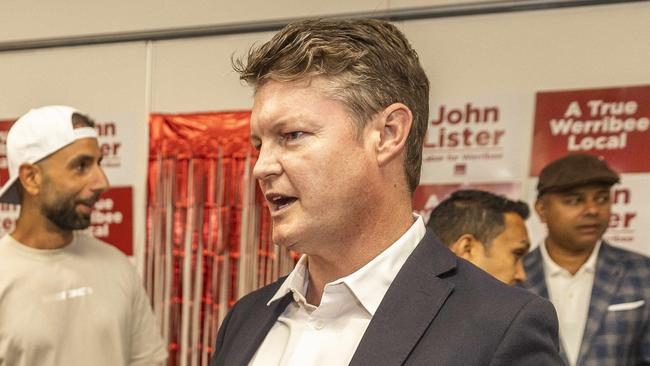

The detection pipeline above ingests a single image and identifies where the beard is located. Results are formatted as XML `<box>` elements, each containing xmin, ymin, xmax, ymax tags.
<box><xmin>41</xmin><ymin>193</ymin><xmax>99</xmax><ymax>231</ymax></box>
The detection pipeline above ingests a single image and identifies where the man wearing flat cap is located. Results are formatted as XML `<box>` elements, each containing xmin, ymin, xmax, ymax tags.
<box><xmin>524</xmin><ymin>153</ymin><xmax>649</xmax><ymax>366</ymax></box>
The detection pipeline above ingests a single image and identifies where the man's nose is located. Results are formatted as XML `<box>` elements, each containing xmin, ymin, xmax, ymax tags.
<box><xmin>252</xmin><ymin>145</ymin><xmax>282</xmax><ymax>182</ymax></box>
<box><xmin>91</xmin><ymin>164</ymin><xmax>110</xmax><ymax>194</ymax></box>
<box><xmin>583</xmin><ymin>198</ymin><xmax>601</xmax><ymax>215</ymax></box>
<box><xmin>514</xmin><ymin>261</ymin><xmax>527</xmax><ymax>284</ymax></box>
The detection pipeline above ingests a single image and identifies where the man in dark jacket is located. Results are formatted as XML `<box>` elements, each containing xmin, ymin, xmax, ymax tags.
<box><xmin>211</xmin><ymin>18</ymin><xmax>563</xmax><ymax>366</ymax></box>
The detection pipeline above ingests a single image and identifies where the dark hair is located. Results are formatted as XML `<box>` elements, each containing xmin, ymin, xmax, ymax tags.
<box><xmin>427</xmin><ymin>189</ymin><xmax>529</xmax><ymax>247</ymax></box>
<box><xmin>233</xmin><ymin>18</ymin><xmax>430</xmax><ymax>193</ymax></box>
<box><xmin>71</xmin><ymin>112</ymin><xmax>95</xmax><ymax>128</ymax></box>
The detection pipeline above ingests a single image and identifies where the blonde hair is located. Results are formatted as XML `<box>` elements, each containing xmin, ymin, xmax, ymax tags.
<box><xmin>234</xmin><ymin>18</ymin><xmax>430</xmax><ymax>192</ymax></box>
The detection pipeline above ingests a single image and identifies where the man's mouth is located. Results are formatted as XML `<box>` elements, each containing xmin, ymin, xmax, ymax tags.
<box><xmin>576</xmin><ymin>224</ymin><xmax>603</xmax><ymax>234</ymax></box>
<box><xmin>265</xmin><ymin>193</ymin><xmax>297</xmax><ymax>213</ymax></box>
<box><xmin>76</xmin><ymin>198</ymin><xmax>98</xmax><ymax>214</ymax></box>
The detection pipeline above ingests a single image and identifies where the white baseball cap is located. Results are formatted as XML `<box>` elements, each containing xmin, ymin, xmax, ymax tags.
<box><xmin>0</xmin><ymin>105</ymin><xmax>98</xmax><ymax>204</ymax></box>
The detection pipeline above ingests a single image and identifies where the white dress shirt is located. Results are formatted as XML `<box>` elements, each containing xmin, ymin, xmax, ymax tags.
<box><xmin>248</xmin><ymin>216</ymin><xmax>426</xmax><ymax>366</ymax></box>
<box><xmin>541</xmin><ymin>241</ymin><xmax>601</xmax><ymax>366</ymax></box>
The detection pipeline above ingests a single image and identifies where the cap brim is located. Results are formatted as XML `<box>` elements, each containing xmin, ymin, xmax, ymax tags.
<box><xmin>0</xmin><ymin>176</ymin><xmax>21</xmax><ymax>204</ymax></box>
<box><xmin>538</xmin><ymin>176</ymin><xmax>620</xmax><ymax>197</ymax></box>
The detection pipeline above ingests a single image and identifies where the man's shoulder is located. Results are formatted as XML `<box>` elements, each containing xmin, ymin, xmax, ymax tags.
<box><xmin>418</xmin><ymin>256</ymin><xmax>558</xmax><ymax>360</ymax></box>
<box><xmin>600</xmin><ymin>242</ymin><xmax>650</xmax><ymax>282</ymax></box>
<box><xmin>412</xmin><ymin>231</ymin><xmax>544</xmax><ymax>308</ymax></box>
<box><xmin>602</xmin><ymin>241</ymin><xmax>649</xmax><ymax>264</ymax></box>
<box><xmin>523</xmin><ymin>246</ymin><xmax>543</xmax><ymax>267</ymax></box>
<box><xmin>0</xmin><ymin>234</ymin><xmax>16</xmax><ymax>256</ymax></box>
<box><xmin>73</xmin><ymin>233</ymin><xmax>136</xmax><ymax>274</ymax></box>
<box><xmin>452</xmin><ymin>257</ymin><xmax>545</xmax><ymax>308</ymax></box>
<box><xmin>75</xmin><ymin>233</ymin><xmax>128</xmax><ymax>258</ymax></box>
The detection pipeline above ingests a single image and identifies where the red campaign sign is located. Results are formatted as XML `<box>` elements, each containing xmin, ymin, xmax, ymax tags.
<box><xmin>413</xmin><ymin>182</ymin><xmax>521</xmax><ymax>219</ymax></box>
<box><xmin>0</xmin><ymin>120</ymin><xmax>15</xmax><ymax>184</ymax></box>
<box><xmin>530</xmin><ymin>85</ymin><xmax>650</xmax><ymax>176</ymax></box>
<box><xmin>87</xmin><ymin>186</ymin><xmax>133</xmax><ymax>256</ymax></box>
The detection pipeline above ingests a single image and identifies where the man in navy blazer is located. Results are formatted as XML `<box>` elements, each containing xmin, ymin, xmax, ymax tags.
<box><xmin>211</xmin><ymin>18</ymin><xmax>563</xmax><ymax>366</ymax></box>
<box><xmin>525</xmin><ymin>154</ymin><xmax>649</xmax><ymax>366</ymax></box>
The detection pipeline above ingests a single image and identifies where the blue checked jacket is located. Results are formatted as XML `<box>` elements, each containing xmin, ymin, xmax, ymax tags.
<box><xmin>524</xmin><ymin>242</ymin><xmax>650</xmax><ymax>366</ymax></box>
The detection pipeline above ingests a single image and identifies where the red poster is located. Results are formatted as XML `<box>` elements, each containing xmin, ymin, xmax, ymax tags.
<box><xmin>0</xmin><ymin>120</ymin><xmax>15</xmax><ymax>184</ymax></box>
<box><xmin>87</xmin><ymin>186</ymin><xmax>133</xmax><ymax>255</ymax></box>
<box><xmin>531</xmin><ymin>85</ymin><xmax>650</xmax><ymax>175</ymax></box>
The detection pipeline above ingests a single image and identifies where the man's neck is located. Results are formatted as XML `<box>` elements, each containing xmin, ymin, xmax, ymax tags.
<box><xmin>304</xmin><ymin>206</ymin><xmax>415</xmax><ymax>306</ymax></box>
<box><xmin>12</xmin><ymin>211</ymin><xmax>73</xmax><ymax>250</ymax></box>
<box><xmin>544</xmin><ymin>238</ymin><xmax>597</xmax><ymax>275</ymax></box>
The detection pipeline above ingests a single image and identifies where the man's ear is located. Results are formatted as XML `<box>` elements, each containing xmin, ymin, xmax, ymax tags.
<box><xmin>375</xmin><ymin>103</ymin><xmax>413</xmax><ymax>166</ymax></box>
<box><xmin>535</xmin><ymin>198</ymin><xmax>547</xmax><ymax>224</ymax></box>
<box><xmin>18</xmin><ymin>163</ymin><xmax>43</xmax><ymax>197</ymax></box>
<box><xmin>450</xmin><ymin>234</ymin><xmax>479</xmax><ymax>260</ymax></box>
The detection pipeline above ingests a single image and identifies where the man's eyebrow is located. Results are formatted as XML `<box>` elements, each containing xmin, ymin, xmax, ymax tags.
<box><xmin>67</xmin><ymin>153</ymin><xmax>100</xmax><ymax>167</ymax></box>
<box><xmin>558</xmin><ymin>191</ymin><xmax>581</xmax><ymax>196</ymax></box>
<box><xmin>70</xmin><ymin>154</ymin><xmax>94</xmax><ymax>161</ymax></box>
<box><xmin>249</xmin><ymin>118</ymin><xmax>290</xmax><ymax>140</ymax></box>
<box><xmin>267</xmin><ymin>120</ymin><xmax>289</xmax><ymax>133</ymax></box>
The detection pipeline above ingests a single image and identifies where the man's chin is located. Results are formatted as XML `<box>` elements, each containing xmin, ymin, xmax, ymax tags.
<box><xmin>271</xmin><ymin>230</ymin><xmax>301</xmax><ymax>251</ymax></box>
<box><xmin>74</xmin><ymin>212</ymin><xmax>92</xmax><ymax>228</ymax></box>
<box><xmin>272</xmin><ymin>236</ymin><xmax>294</xmax><ymax>249</ymax></box>
<box><xmin>76</xmin><ymin>222</ymin><xmax>92</xmax><ymax>230</ymax></box>
<box><xmin>63</xmin><ymin>215</ymin><xmax>92</xmax><ymax>231</ymax></box>
<box><xmin>567</xmin><ymin>238</ymin><xmax>600</xmax><ymax>253</ymax></box>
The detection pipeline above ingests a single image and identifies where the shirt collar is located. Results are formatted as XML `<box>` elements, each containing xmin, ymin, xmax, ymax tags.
<box><xmin>341</xmin><ymin>215</ymin><xmax>426</xmax><ymax>315</ymax></box>
<box><xmin>267</xmin><ymin>254</ymin><xmax>309</xmax><ymax>305</ymax></box>
<box><xmin>581</xmin><ymin>240</ymin><xmax>601</xmax><ymax>273</ymax></box>
<box><xmin>267</xmin><ymin>215</ymin><xmax>427</xmax><ymax>316</ymax></box>
<box><xmin>540</xmin><ymin>239</ymin><xmax>602</xmax><ymax>277</ymax></box>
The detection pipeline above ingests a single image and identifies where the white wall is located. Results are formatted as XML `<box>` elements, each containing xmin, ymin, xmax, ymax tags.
<box><xmin>150</xmin><ymin>32</ymin><xmax>275</xmax><ymax>113</ymax></box>
<box><xmin>0</xmin><ymin>0</ymin><xmax>498</xmax><ymax>43</ymax></box>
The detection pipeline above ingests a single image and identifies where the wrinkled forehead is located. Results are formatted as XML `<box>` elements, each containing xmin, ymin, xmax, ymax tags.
<box><xmin>251</xmin><ymin>78</ymin><xmax>352</xmax><ymax>126</ymax></box>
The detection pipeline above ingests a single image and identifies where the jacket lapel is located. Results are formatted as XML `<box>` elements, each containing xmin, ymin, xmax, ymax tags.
<box><xmin>348</xmin><ymin>230</ymin><xmax>456</xmax><ymax>366</ymax></box>
<box><xmin>576</xmin><ymin>243</ymin><xmax>625</xmax><ymax>366</ymax></box>
<box><xmin>227</xmin><ymin>292</ymin><xmax>292</xmax><ymax>366</ymax></box>
<box><xmin>523</xmin><ymin>247</ymin><xmax>549</xmax><ymax>299</ymax></box>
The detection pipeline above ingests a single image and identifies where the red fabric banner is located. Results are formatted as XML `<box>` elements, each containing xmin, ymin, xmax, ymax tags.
<box><xmin>147</xmin><ymin>111</ymin><xmax>293</xmax><ymax>366</ymax></box>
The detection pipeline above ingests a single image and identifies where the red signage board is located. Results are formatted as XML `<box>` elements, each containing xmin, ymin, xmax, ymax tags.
<box><xmin>0</xmin><ymin>120</ymin><xmax>15</xmax><ymax>184</ymax></box>
<box><xmin>87</xmin><ymin>186</ymin><xmax>133</xmax><ymax>255</ymax></box>
<box><xmin>531</xmin><ymin>85</ymin><xmax>650</xmax><ymax>175</ymax></box>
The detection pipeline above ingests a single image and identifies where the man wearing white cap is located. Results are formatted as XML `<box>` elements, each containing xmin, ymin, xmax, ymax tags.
<box><xmin>0</xmin><ymin>106</ymin><xmax>167</xmax><ymax>365</ymax></box>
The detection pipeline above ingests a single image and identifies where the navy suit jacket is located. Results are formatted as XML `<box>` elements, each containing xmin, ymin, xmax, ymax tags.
<box><xmin>212</xmin><ymin>230</ymin><xmax>563</xmax><ymax>366</ymax></box>
<box><xmin>524</xmin><ymin>242</ymin><xmax>650</xmax><ymax>366</ymax></box>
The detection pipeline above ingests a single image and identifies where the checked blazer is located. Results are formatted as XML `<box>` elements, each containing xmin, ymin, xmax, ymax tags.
<box><xmin>524</xmin><ymin>242</ymin><xmax>650</xmax><ymax>366</ymax></box>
